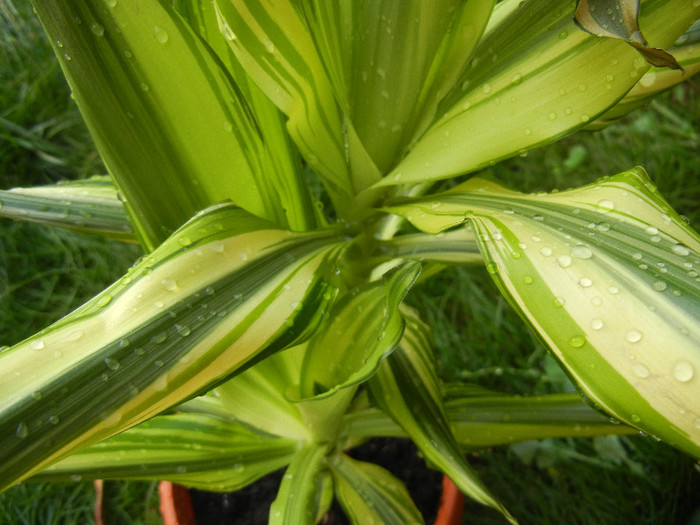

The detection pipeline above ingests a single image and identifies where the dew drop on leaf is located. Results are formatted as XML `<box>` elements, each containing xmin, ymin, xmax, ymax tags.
<box><xmin>571</xmin><ymin>246</ymin><xmax>593</xmax><ymax>259</ymax></box>
<box><xmin>153</xmin><ymin>26</ymin><xmax>169</xmax><ymax>44</ymax></box>
<box><xmin>672</xmin><ymin>362</ymin><xmax>694</xmax><ymax>383</ymax></box>
<box><xmin>633</xmin><ymin>364</ymin><xmax>650</xmax><ymax>378</ymax></box>
<box><xmin>672</xmin><ymin>244</ymin><xmax>691</xmax><ymax>257</ymax></box>
<box><xmin>568</xmin><ymin>335</ymin><xmax>586</xmax><ymax>348</ymax></box>
<box><xmin>15</xmin><ymin>423</ymin><xmax>28</xmax><ymax>439</ymax></box>
<box><xmin>625</xmin><ymin>330</ymin><xmax>643</xmax><ymax>343</ymax></box>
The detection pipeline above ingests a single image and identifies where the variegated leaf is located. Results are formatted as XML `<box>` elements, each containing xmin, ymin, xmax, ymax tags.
<box><xmin>32</xmin><ymin>412</ymin><xmax>296</xmax><ymax>492</ymax></box>
<box><xmin>0</xmin><ymin>176</ymin><xmax>134</xmax><ymax>242</ymax></box>
<box><xmin>372</xmin><ymin>0</ymin><xmax>699</xmax><ymax>189</ymax></box>
<box><xmin>369</xmin><ymin>307</ymin><xmax>515</xmax><ymax>522</ymax></box>
<box><xmin>31</xmin><ymin>0</ymin><xmax>310</xmax><ymax>249</ymax></box>
<box><xmin>269</xmin><ymin>442</ymin><xmax>329</xmax><ymax>525</ymax></box>
<box><xmin>388</xmin><ymin>167</ymin><xmax>700</xmax><ymax>458</ymax></box>
<box><xmin>0</xmin><ymin>203</ymin><xmax>341</xmax><ymax>490</ymax></box>
<box><xmin>330</xmin><ymin>454</ymin><xmax>424</xmax><ymax>525</ymax></box>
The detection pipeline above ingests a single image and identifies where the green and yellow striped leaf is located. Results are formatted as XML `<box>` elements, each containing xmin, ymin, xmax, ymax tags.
<box><xmin>32</xmin><ymin>412</ymin><xmax>297</xmax><ymax>492</ymax></box>
<box><xmin>373</xmin><ymin>0</ymin><xmax>699</xmax><ymax>188</ymax></box>
<box><xmin>443</xmin><ymin>387</ymin><xmax>637</xmax><ymax>449</ymax></box>
<box><xmin>330</xmin><ymin>454</ymin><xmax>424</xmax><ymax>525</ymax></box>
<box><xmin>388</xmin><ymin>167</ymin><xmax>700</xmax><ymax>458</ymax></box>
<box><xmin>31</xmin><ymin>0</ymin><xmax>311</xmax><ymax>249</ymax></box>
<box><xmin>369</xmin><ymin>307</ymin><xmax>515</xmax><ymax>523</ymax></box>
<box><xmin>0</xmin><ymin>203</ymin><xmax>341</xmax><ymax>490</ymax></box>
<box><xmin>299</xmin><ymin>261</ymin><xmax>421</xmax><ymax>400</ymax></box>
<box><xmin>589</xmin><ymin>31</ymin><xmax>700</xmax><ymax>129</ymax></box>
<box><xmin>214</xmin><ymin>0</ymin><xmax>355</xmax><ymax>206</ymax></box>
<box><xmin>341</xmin><ymin>389</ymin><xmax>636</xmax><ymax>449</ymax></box>
<box><xmin>269</xmin><ymin>442</ymin><xmax>330</xmax><ymax>525</ymax></box>
<box><xmin>179</xmin><ymin>342</ymin><xmax>312</xmax><ymax>442</ymax></box>
<box><xmin>0</xmin><ymin>176</ymin><xmax>134</xmax><ymax>242</ymax></box>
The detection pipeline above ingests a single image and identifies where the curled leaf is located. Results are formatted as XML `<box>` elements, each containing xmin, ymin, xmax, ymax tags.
<box><xmin>574</xmin><ymin>0</ymin><xmax>683</xmax><ymax>70</ymax></box>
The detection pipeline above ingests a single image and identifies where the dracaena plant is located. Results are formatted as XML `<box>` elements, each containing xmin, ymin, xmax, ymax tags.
<box><xmin>1</xmin><ymin>0</ymin><xmax>699</xmax><ymax>523</ymax></box>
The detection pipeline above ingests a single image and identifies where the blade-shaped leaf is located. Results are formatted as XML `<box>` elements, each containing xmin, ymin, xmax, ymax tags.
<box><xmin>214</xmin><ymin>0</ymin><xmax>356</xmax><ymax>206</ymax></box>
<box><xmin>368</xmin><ymin>307</ymin><xmax>515</xmax><ymax>522</ymax></box>
<box><xmin>0</xmin><ymin>176</ymin><xmax>134</xmax><ymax>242</ymax></box>
<box><xmin>588</xmin><ymin>33</ymin><xmax>700</xmax><ymax>129</ymax></box>
<box><xmin>269</xmin><ymin>442</ymin><xmax>329</xmax><ymax>525</ymax></box>
<box><xmin>388</xmin><ymin>167</ymin><xmax>700</xmax><ymax>458</ymax></box>
<box><xmin>330</xmin><ymin>454</ymin><xmax>424</xmax><ymax>525</ymax></box>
<box><xmin>31</xmin><ymin>0</ymin><xmax>302</xmax><ymax>249</ymax></box>
<box><xmin>574</xmin><ymin>0</ymin><xmax>682</xmax><ymax>70</ymax></box>
<box><xmin>179</xmin><ymin>342</ymin><xmax>312</xmax><ymax>441</ymax></box>
<box><xmin>172</xmin><ymin>0</ymin><xmax>320</xmax><ymax>232</ymax></box>
<box><xmin>299</xmin><ymin>261</ymin><xmax>421</xmax><ymax>399</ymax></box>
<box><xmin>443</xmin><ymin>387</ymin><xmax>638</xmax><ymax>449</ymax></box>
<box><xmin>0</xmin><ymin>203</ymin><xmax>340</xmax><ymax>490</ymax></box>
<box><xmin>372</xmin><ymin>0</ymin><xmax>699</xmax><ymax>189</ymax></box>
<box><xmin>342</xmin><ymin>390</ymin><xmax>636</xmax><ymax>448</ymax></box>
<box><xmin>32</xmin><ymin>412</ymin><xmax>296</xmax><ymax>492</ymax></box>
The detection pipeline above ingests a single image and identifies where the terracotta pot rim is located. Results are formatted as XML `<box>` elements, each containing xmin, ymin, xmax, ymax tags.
<box><xmin>158</xmin><ymin>475</ymin><xmax>464</xmax><ymax>525</ymax></box>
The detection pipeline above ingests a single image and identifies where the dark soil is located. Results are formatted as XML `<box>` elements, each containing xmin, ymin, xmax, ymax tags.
<box><xmin>189</xmin><ymin>437</ymin><xmax>443</xmax><ymax>524</ymax></box>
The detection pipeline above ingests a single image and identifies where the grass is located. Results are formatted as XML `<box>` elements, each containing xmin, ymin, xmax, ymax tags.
<box><xmin>1</xmin><ymin>2</ymin><xmax>699</xmax><ymax>524</ymax></box>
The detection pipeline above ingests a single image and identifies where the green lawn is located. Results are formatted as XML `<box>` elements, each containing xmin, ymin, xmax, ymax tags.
<box><xmin>1</xmin><ymin>1</ymin><xmax>699</xmax><ymax>524</ymax></box>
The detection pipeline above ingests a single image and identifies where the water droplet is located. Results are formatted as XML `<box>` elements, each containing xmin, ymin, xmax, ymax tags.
<box><xmin>106</xmin><ymin>0</ymin><xmax>117</xmax><ymax>6</ymax></box>
<box><xmin>553</xmin><ymin>297</ymin><xmax>565</xmax><ymax>308</ymax></box>
<box><xmin>596</xmin><ymin>200</ymin><xmax>615</xmax><ymax>213</ymax></box>
<box><xmin>694</xmin><ymin>418</ymin><xmax>700</xmax><ymax>429</ymax></box>
<box><xmin>558</xmin><ymin>29</ymin><xmax>568</xmax><ymax>39</ymax></box>
<box><xmin>178</xmin><ymin>236</ymin><xmax>192</xmax><ymax>247</ymax></box>
<box><xmin>672</xmin><ymin>244</ymin><xmax>690</xmax><ymax>256</ymax></box>
<box><xmin>30</xmin><ymin>340</ymin><xmax>45</xmax><ymax>351</ymax></box>
<box><xmin>608</xmin><ymin>286</ymin><xmax>619</xmax><ymax>294</ymax></box>
<box><xmin>540</xmin><ymin>247</ymin><xmax>552</xmax><ymax>257</ymax></box>
<box><xmin>571</xmin><ymin>245</ymin><xmax>593</xmax><ymax>259</ymax></box>
<box><xmin>482</xmin><ymin>83</ymin><xmax>492</xmax><ymax>94</ymax></box>
<box><xmin>625</xmin><ymin>330</ymin><xmax>643</xmax><ymax>343</ymax></box>
<box><xmin>524</xmin><ymin>127</ymin><xmax>532</xmax><ymax>136</ymax></box>
<box><xmin>96</xmin><ymin>295</ymin><xmax>112</xmax><ymax>308</ymax></box>
<box><xmin>15</xmin><ymin>423</ymin><xmax>28</xmax><ymax>439</ymax></box>
<box><xmin>522</xmin><ymin>275</ymin><xmax>533</xmax><ymax>284</ymax></box>
<box><xmin>104</xmin><ymin>357</ymin><xmax>120</xmax><ymax>371</ymax></box>
<box><xmin>633</xmin><ymin>364</ymin><xmax>650</xmax><ymax>378</ymax></box>
<box><xmin>48</xmin><ymin>415</ymin><xmax>60</xmax><ymax>425</ymax></box>
<box><xmin>591</xmin><ymin>318</ymin><xmax>603</xmax><ymax>330</ymax></box>
<box><xmin>176</xmin><ymin>325</ymin><xmax>191</xmax><ymax>337</ymax></box>
<box><xmin>162</xmin><ymin>279</ymin><xmax>177</xmax><ymax>291</ymax></box>
<box><xmin>596</xmin><ymin>222</ymin><xmax>611</xmax><ymax>232</ymax></box>
<box><xmin>630</xmin><ymin>414</ymin><xmax>641</xmax><ymax>423</ymax></box>
<box><xmin>672</xmin><ymin>361</ymin><xmax>694</xmax><ymax>382</ymax></box>
<box><xmin>153</xmin><ymin>25</ymin><xmax>169</xmax><ymax>43</ymax></box>
<box><xmin>151</xmin><ymin>332</ymin><xmax>167</xmax><ymax>344</ymax></box>
<box><xmin>486</xmin><ymin>262</ymin><xmax>498</xmax><ymax>275</ymax></box>
<box><xmin>63</xmin><ymin>53</ymin><xmax>72</xmax><ymax>61</ymax></box>
<box><xmin>557</xmin><ymin>255</ymin><xmax>572</xmax><ymax>268</ymax></box>
<box><xmin>579</xmin><ymin>277</ymin><xmax>593</xmax><ymax>287</ymax></box>
<box><xmin>652</xmin><ymin>280</ymin><xmax>667</xmax><ymax>292</ymax></box>
<box><xmin>65</xmin><ymin>330</ymin><xmax>83</xmax><ymax>342</ymax></box>
<box><xmin>88</xmin><ymin>22</ymin><xmax>106</xmax><ymax>37</ymax></box>
<box><xmin>568</xmin><ymin>335</ymin><xmax>586</xmax><ymax>348</ymax></box>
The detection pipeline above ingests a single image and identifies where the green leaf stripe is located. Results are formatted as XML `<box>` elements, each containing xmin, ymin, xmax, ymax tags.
<box><xmin>389</xmin><ymin>168</ymin><xmax>700</xmax><ymax>458</ymax></box>
<box><xmin>0</xmin><ymin>176</ymin><xmax>134</xmax><ymax>241</ymax></box>
<box><xmin>0</xmin><ymin>203</ymin><xmax>342</xmax><ymax>490</ymax></box>
<box><xmin>33</xmin><ymin>412</ymin><xmax>297</xmax><ymax>492</ymax></box>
